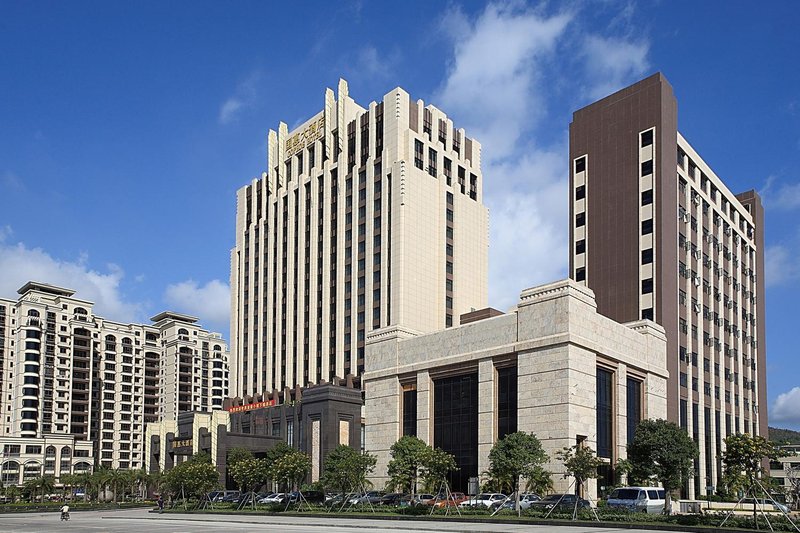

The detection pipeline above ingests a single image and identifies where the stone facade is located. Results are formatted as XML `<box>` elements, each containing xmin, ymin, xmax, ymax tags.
<box><xmin>363</xmin><ymin>279</ymin><xmax>668</xmax><ymax>495</ymax></box>
<box><xmin>145</xmin><ymin>381</ymin><xmax>363</xmax><ymax>488</ymax></box>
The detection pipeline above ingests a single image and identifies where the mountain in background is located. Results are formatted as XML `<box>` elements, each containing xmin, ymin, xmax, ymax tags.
<box><xmin>769</xmin><ymin>426</ymin><xmax>800</xmax><ymax>444</ymax></box>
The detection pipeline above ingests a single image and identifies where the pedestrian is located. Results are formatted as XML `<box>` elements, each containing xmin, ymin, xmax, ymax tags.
<box><xmin>157</xmin><ymin>495</ymin><xmax>164</xmax><ymax>513</ymax></box>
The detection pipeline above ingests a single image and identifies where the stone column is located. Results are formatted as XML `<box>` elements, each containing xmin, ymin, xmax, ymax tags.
<box><xmin>416</xmin><ymin>370</ymin><xmax>432</xmax><ymax>445</ymax></box>
<box><xmin>477</xmin><ymin>358</ymin><xmax>496</xmax><ymax>477</ymax></box>
<box><xmin>616</xmin><ymin>362</ymin><xmax>628</xmax><ymax>463</ymax></box>
<box><xmin>364</xmin><ymin>375</ymin><xmax>400</xmax><ymax>488</ymax></box>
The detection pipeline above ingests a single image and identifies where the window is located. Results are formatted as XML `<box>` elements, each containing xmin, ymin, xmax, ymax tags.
<box><xmin>497</xmin><ymin>366</ymin><xmax>518</xmax><ymax>439</ymax></box>
<box><xmin>641</xmin><ymin>308</ymin><xmax>653</xmax><ymax>320</ymax></box>
<box><xmin>575</xmin><ymin>267</ymin><xmax>586</xmax><ymax>282</ymax></box>
<box><xmin>575</xmin><ymin>156</ymin><xmax>586</xmax><ymax>173</ymax></box>
<box><xmin>575</xmin><ymin>212</ymin><xmax>586</xmax><ymax>227</ymax></box>
<box><xmin>596</xmin><ymin>368</ymin><xmax>614</xmax><ymax>459</ymax></box>
<box><xmin>641</xmin><ymin>129</ymin><xmax>653</xmax><ymax>147</ymax></box>
<box><xmin>641</xmin><ymin>160</ymin><xmax>653</xmax><ymax>176</ymax></box>
<box><xmin>641</xmin><ymin>278</ymin><xmax>653</xmax><ymax>294</ymax></box>
<box><xmin>627</xmin><ymin>378</ymin><xmax>642</xmax><ymax>444</ymax></box>
<box><xmin>641</xmin><ymin>248</ymin><xmax>653</xmax><ymax>264</ymax></box>
<box><xmin>402</xmin><ymin>387</ymin><xmax>417</xmax><ymax>437</ymax></box>
<box><xmin>575</xmin><ymin>185</ymin><xmax>585</xmax><ymax>200</ymax></box>
<box><xmin>641</xmin><ymin>189</ymin><xmax>653</xmax><ymax>206</ymax></box>
<box><xmin>641</xmin><ymin>219</ymin><xmax>653</xmax><ymax>235</ymax></box>
<box><xmin>575</xmin><ymin>240</ymin><xmax>585</xmax><ymax>255</ymax></box>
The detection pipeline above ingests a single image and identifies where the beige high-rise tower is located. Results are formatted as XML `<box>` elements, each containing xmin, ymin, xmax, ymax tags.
<box><xmin>230</xmin><ymin>79</ymin><xmax>489</xmax><ymax>397</ymax></box>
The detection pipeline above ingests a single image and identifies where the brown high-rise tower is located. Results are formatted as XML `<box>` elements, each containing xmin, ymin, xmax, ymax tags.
<box><xmin>569</xmin><ymin>73</ymin><xmax>767</xmax><ymax>498</ymax></box>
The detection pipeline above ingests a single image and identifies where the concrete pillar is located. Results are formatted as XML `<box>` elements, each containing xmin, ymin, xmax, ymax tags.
<box><xmin>478</xmin><ymin>359</ymin><xmax>496</xmax><ymax>477</ymax></box>
<box><xmin>416</xmin><ymin>370</ymin><xmax>432</xmax><ymax>445</ymax></box>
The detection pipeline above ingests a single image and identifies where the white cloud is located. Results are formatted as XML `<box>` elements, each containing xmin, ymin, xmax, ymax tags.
<box><xmin>761</xmin><ymin>177</ymin><xmax>800</xmax><ymax>210</ymax></box>
<box><xmin>765</xmin><ymin>244</ymin><xmax>800</xmax><ymax>288</ymax></box>
<box><xmin>357</xmin><ymin>46</ymin><xmax>389</xmax><ymax>78</ymax></box>
<box><xmin>164</xmin><ymin>279</ymin><xmax>230</xmax><ymax>330</ymax></box>
<box><xmin>2</xmin><ymin>171</ymin><xmax>25</xmax><ymax>192</ymax></box>
<box><xmin>437</xmin><ymin>3</ymin><xmax>572</xmax><ymax>162</ymax></box>
<box><xmin>0</xmin><ymin>225</ymin><xmax>12</xmax><ymax>243</ymax></box>
<box><xmin>581</xmin><ymin>34</ymin><xmax>650</xmax><ymax>100</ymax></box>
<box><xmin>219</xmin><ymin>71</ymin><xmax>263</xmax><ymax>125</ymax></box>
<box><xmin>771</xmin><ymin>387</ymin><xmax>800</xmax><ymax>426</ymax></box>
<box><xmin>0</xmin><ymin>237</ymin><xmax>142</xmax><ymax>322</ymax></box>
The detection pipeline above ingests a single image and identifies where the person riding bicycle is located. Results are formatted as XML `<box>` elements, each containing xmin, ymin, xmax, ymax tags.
<box><xmin>60</xmin><ymin>503</ymin><xmax>70</xmax><ymax>520</ymax></box>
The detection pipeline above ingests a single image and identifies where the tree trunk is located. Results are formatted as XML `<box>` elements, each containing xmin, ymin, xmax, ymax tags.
<box><xmin>664</xmin><ymin>490</ymin><xmax>672</xmax><ymax>515</ymax></box>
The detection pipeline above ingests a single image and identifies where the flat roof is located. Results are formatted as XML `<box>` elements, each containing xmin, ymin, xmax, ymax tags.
<box><xmin>150</xmin><ymin>311</ymin><xmax>199</xmax><ymax>324</ymax></box>
<box><xmin>17</xmin><ymin>281</ymin><xmax>76</xmax><ymax>297</ymax></box>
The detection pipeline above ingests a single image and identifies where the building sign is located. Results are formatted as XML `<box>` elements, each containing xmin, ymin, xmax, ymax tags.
<box><xmin>172</xmin><ymin>438</ymin><xmax>192</xmax><ymax>449</ymax></box>
<box><xmin>226</xmin><ymin>399</ymin><xmax>275</xmax><ymax>413</ymax></box>
<box><xmin>284</xmin><ymin>115</ymin><xmax>325</xmax><ymax>156</ymax></box>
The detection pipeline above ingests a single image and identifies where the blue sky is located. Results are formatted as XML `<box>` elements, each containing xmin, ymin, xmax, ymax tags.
<box><xmin>1</xmin><ymin>1</ymin><xmax>799</xmax><ymax>428</ymax></box>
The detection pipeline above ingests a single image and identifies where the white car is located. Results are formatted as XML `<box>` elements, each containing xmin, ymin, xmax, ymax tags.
<box><xmin>258</xmin><ymin>492</ymin><xmax>285</xmax><ymax>504</ymax></box>
<box><xmin>459</xmin><ymin>493</ymin><xmax>507</xmax><ymax>508</ymax></box>
<box><xmin>607</xmin><ymin>487</ymin><xmax>665</xmax><ymax>514</ymax></box>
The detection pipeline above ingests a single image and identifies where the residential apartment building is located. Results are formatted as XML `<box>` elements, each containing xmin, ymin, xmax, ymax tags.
<box><xmin>230</xmin><ymin>78</ymin><xmax>489</xmax><ymax>397</ymax></box>
<box><xmin>569</xmin><ymin>73</ymin><xmax>766</xmax><ymax>498</ymax></box>
<box><xmin>0</xmin><ymin>281</ymin><xmax>228</xmax><ymax>479</ymax></box>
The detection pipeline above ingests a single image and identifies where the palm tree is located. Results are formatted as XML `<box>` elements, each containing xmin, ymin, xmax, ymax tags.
<box><xmin>93</xmin><ymin>468</ymin><xmax>112</xmax><ymax>502</ymax></box>
<box><xmin>38</xmin><ymin>475</ymin><xmax>56</xmax><ymax>503</ymax></box>
<box><xmin>131</xmin><ymin>469</ymin><xmax>149</xmax><ymax>500</ymax></box>
<box><xmin>75</xmin><ymin>471</ymin><xmax>93</xmax><ymax>502</ymax></box>
<box><xmin>59</xmin><ymin>473</ymin><xmax>77</xmax><ymax>501</ymax></box>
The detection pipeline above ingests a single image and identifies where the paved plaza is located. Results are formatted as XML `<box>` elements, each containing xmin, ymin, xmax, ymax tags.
<box><xmin>0</xmin><ymin>507</ymin><xmax>676</xmax><ymax>533</ymax></box>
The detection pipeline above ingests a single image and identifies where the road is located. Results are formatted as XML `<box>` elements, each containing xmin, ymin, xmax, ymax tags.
<box><xmin>0</xmin><ymin>507</ymin><xmax>672</xmax><ymax>533</ymax></box>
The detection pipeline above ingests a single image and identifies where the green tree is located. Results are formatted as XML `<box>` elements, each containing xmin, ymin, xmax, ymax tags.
<box><xmin>163</xmin><ymin>460</ymin><xmax>220</xmax><ymax>504</ymax></box>
<box><xmin>627</xmin><ymin>419</ymin><xmax>698</xmax><ymax>515</ymax></box>
<box><xmin>229</xmin><ymin>458</ymin><xmax>270</xmax><ymax>495</ymax></box>
<box><xmin>722</xmin><ymin>433</ymin><xmax>780</xmax><ymax>522</ymax></box>
<box><xmin>386</xmin><ymin>436</ymin><xmax>429</xmax><ymax>493</ymax></box>
<box><xmin>59</xmin><ymin>473</ymin><xmax>80</xmax><ymax>501</ymax></box>
<box><xmin>226</xmin><ymin>447</ymin><xmax>254</xmax><ymax>486</ymax></box>
<box><xmin>485</xmin><ymin>432</ymin><xmax>550</xmax><ymax>496</ymax></box>
<box><xmin>557</xmin><ymin>445</ymin><xmax>604</xmax><ymax>496</ymax></box>
<box><xmin>6</xmin><ymin>485</ymin><xmax>21</xmax><ymax>503</ymax></box>
<box><xmin>320</xmin><ymin>445</ymin><xmax>377</xmax><ymax>495</ymax></box>
<box><xmin>557</xmin><ymin>445</ymin><xmax>604</xmax><ymax>518</ymax></box>
<box><xmin>420</xmin><ymin>447</ymin><xmax>457</xmax><ymax>493</ymax></box>
<box><xmin>271</xmin><ymin>449</ymin><xmax>311</xmax><ymax>491</ymax></box>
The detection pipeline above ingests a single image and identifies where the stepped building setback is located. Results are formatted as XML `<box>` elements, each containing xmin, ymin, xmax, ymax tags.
<box><xmin>0</xmin><ymin>282</ymin><xmax>229</xmax><ymax>484</ymax></box>
<box><xmin>230</xmin><ymin>79</ymin><xmax>489</xmax><ymax>397</ymax></box>
<box><xmin>569</xmin><ymin>73</ymin><xmax>767</xmax><ymax>498</ymax></box>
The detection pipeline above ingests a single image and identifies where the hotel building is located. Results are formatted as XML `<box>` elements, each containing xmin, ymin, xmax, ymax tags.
<box><xmin>569</xmin><ymin>73</ymin><xmax>767</xmax><ymax>497</ymax></box>
<box><xmin>0</xmin><ymin>281</ymin><xmax>228</xmax><ymax>482</ymax></box>
<box><xmin>364</xmin><ymin>279</ymin><xmax>668</xmax><ymax>495</ymax></box>
<box><xmin>230</xmin><ymin>79</ymin><xmax>489</xmax><ymax>397</ymax></box>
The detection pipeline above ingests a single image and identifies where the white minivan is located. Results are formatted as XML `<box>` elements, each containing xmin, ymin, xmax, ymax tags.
<box><xmin>606</xmin><ymin>487</ymin><xmax>666</xmax><ymax>514</ymax></box>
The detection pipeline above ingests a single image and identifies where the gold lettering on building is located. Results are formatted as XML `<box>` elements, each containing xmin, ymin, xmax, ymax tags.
<box><xmin>284</xmin><ymin>116</ymin><xmax>325</xmax><ymax>156</ymax></box>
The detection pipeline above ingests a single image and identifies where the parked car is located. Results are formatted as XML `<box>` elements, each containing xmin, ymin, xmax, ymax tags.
<box><xmin>498</xmin><ymin>493</ymin><xmax>541</xmax><ymax>511</ymax></box>
<box><xmin>742</xmin><ymin>498</ymin><xmax>790</xmax><ymax>514</ymax></box>
<box><xmin>379</xmin><ymin>492</ymin><xmax>407</xmax><ymax>506</ymax></box>
<box><xmin>399</xmin><ymin>493</ymin><xmax>435</xmax><ymax>507</ymax></box>
<box><xmin>529</xmin><ymin>493</ymin><xmax>590</xmax><ymax>511</ymax></box>
<box><xmin>348</xmin><ymin>491</ymin><xmax>385</xmax><ymax>505</ymax></box>
<box><xmin>459</xmin><ymin>493</ymin><xmax>507</xmax><ymax>508</ymax></box>
<box><xmin>607</xmin><ymin>487</ymin><xmax>665</xmax><ymax>514</ymax></box>
<box><xmin>299</xmin><ymin>490</ymin><xmax>326</xmax><ymax>504</ymax></box>
<box><xmin>325</xmin><ymin>493</ymin><xmax>358</xmax><ymax>507</ymax></box>
<box><xmin>258</xmin><ymin>492</ymin><xmax>286</xmax><ymax>504</ymax></box>
<box><xmin>256</xmin><ymin>492</ymin><xmax>276</xmax><ymax>504</ymax></box>
<box><xmin>432</xmin><ymin>492</ymin><xmax>468</xmax><ymax>508</ymax></box>
<box><xmin>222</xmin><ymin>491</ymin><xmax>243</xmax><ymax>503</ymax></box>
<box><xmin>209</xmin><ymin>490</ymin><xmax>240</xmax><ymax>503</ymax></box>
